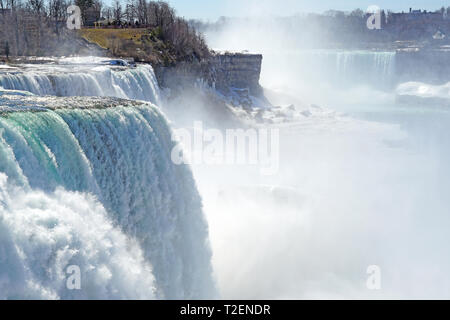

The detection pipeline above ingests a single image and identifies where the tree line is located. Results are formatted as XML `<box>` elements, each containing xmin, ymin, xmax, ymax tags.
<box><xmin>195</xmin><ymin>7</ymin><xmax>450</xmax><ymax>50</ymax></box>
<box><xmin>104</xmin><ymin>0</ymin><xmax>210</xmax><ymax>60</ymax></box>
<box><xmin>0</xmin><ymin>0</ymin><xmax>209</xmax><ymax>61</ymax></box>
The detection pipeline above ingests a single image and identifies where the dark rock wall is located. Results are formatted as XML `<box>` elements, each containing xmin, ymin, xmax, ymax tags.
<box><xmin>210</xmin><ymin>52</ymin><xmax>263</xmax><ymax>95</ymax></box>
<box><xmin>155</xmin><ymin>52</ymin><xmax>264</xmax><ymax>96</ymax></box>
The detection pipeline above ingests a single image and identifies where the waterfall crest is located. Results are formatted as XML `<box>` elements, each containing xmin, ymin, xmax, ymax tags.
<box><xmin>0</xmin><ymin>64</ymin><xmax>161</xmax><ymax>105</ymax></box>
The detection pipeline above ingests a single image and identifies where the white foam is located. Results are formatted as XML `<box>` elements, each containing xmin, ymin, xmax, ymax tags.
<box><xmin>397</xmin><ymin>81</ymin><xmax>450</xmax><ymax>100</ymax></box>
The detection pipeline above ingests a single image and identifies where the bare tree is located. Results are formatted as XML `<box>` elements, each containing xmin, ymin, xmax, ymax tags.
<box><xmin>113</xmin><ymin>0</ymin><xmax>121</xmax><ymax>23</ymax></box>
<box><xmin>136</xmin><ymin>0</ymin><xmax>147</xmax><ymax>25</ymax></box>
<box><xmin>102</xmin><ymin>6</ymin><xmax>112</xmax><ymax>20</ymax></box>
<box><xmin>349</xmin><ymin>8</ymin><xmax>364</xmax><ymax>18</ymax></box>
<box><xmin>4</xmin><ymin>40</ymin><xmax>9</xmax><ymax>59</ymax></box>
<box><xmin>48</xmin><ymin>0</ymin><xmax>68</xmax><ymax>35</ymax></box>
<box><xmin>27</xmin><ymin>0</ymin><xmax>44</xmax><ymax>14</ymax></box>
<box><xmin>75</xmin><ymin>0</ymin><xmax>93</xmax><ymax>25</ymax></box>
<box><xmin>124</xmin><ymin>0</ymin><xmax>135</xmax><ymax>23</ymax></box>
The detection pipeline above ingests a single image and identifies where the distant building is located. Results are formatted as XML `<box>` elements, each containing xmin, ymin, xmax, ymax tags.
<box><xmin>433</xmin><ymin>30</ymin><xmax>446</xmax><ymax>40</ymax></box>
<box><xmin>390</xmin><ymin>8</ymin><xmax>445</xmax><ymax>23</ymax></box>
<box><xmin>84</xmin><ymin>6</ymin><xmax>101</xmax><ymax>27</ymax></box>
<box><xmin>94</xmin><ymin>18</ymin><xmax>115</xmax><ymax>27</ymax></box>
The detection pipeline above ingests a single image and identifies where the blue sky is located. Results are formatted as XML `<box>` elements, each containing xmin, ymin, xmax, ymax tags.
<box><xmin>164</xmin><ymin>0</ymin><xmax>448</xmax><ymax>21</ymax></box>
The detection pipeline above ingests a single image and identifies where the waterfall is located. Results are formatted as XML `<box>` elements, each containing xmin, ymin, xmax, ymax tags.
<box><xmin>0</xmin><ymin>172</ymin><xmax>157</xmax><ymax>300</ymax></box>
<box><xmin>303</xmin><ymin>50</ymin><xmax>396</xmax><ymax>87</ymax></box>
<box><xmin>266</xmin><ymin>50</ymin><xmax>396</xmax><ymax>89</ymax></box>
<box><xmin>0</xmin><ymin>64</ymin><xmax>161</xmax><ymax>105</ymax></box>
<box><xmin>0</xmin><ymin>63</ymin><xmax>215</xmax><ymax>299</ymax></box>
<box><xmin>334</xmin><ymin>51</ymin><xmax>396</xmax><ymax>86</ymax></box>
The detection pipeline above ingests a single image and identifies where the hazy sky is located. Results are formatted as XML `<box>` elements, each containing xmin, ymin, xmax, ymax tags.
<box><xmin>166</xmin><ymin>0</ymin><xmax>448</xmax><ymax>20</ymax></box>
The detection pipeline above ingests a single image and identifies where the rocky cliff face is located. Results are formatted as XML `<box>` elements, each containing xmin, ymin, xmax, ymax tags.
<box><xmin>154</xmin><ymin>51</ymin><xmax>268</xmax><ymax>128</ymax></box>
<box><xmin>155</xmin><ymin>52</ymin><xmax>264</xmax><ymax>96</ymax></box>
<box><xmin>209</xmin><ymin>52</ymin><xmax>263</xmax><ymax>96</ymax></box>
<box><xmin>154</xmin><ymin>51</ymin><xmax>268</xmax><ymax>113</ymax></box>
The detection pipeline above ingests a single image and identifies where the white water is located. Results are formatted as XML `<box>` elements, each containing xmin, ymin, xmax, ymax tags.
<box><xmin>396</xmin><ymin>81</ymin><xmax>450</xmax><ymax>104</ymax></box>
<box><xmin>0</xmin><ymin>173</ymin><xmax>156</xmax><ymax>299</ymax></box>
<box><xmin>0</xmin><ymin>62</ymin><xmax>161</xmax><ymax>104</ymax></box>
<box><xmin>0</xmin><ymin>62</ymin><xmax>215</xmax><ymax>299</ymax></box>
<box><xmin>202</xmin><ymin>21</ymin><xmax>450</xmax><ymax>298</ymax></box>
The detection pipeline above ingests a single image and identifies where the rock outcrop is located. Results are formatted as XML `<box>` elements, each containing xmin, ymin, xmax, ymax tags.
<box><xmin>209</xmin><ymin>52</ymin><xmax>263</xmax><ymax>96</ymax></box>
<box><xmin>154</xmin><ymin>51</ymin><xmax>268</xmax><ymax>113</ymax></box>
<box><xmin>155</xmin><ymin>51</ymin><xmax>264</xmax><ymax>96</ymax></box>
<box><xmin>154</xmin><ymin>51</ymin><xmax>269</xmax><ymax>128</ymax></box>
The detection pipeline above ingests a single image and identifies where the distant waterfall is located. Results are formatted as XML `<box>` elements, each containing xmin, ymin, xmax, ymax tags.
<box><xmin>0</xmin><ymin>64</ymin><xmax>161</xmax><ymax>104</ymax></box>
<box><xmin>296</xmin><ymin>50</ymin><xmax>396</xmax><ymax>87</ymax></box>
<box><xmin>334</xmin><ymin>51</ymin><xmax>395</xmax><ymax>86</ymax></box>
<box><xmin>264</xmin><ymin>50</ymin><xmax>396</xmax><ymax>90</ymax></box>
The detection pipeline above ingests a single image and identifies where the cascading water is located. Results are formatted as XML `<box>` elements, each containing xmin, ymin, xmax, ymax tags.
<box><xmin>0</xmin><ymin>63</ymin><xmax>161</xmax><ymax>104</ymax></box>
<box><xmin>0</xmin><ymin>61</ymin><xmax>215</xmax><ymax>299</ymax></box>
<box><xmin>261</xmin><ymin>50</ymin><xmax>396</xmax><ymax>92</ymax></box>
<box><xmin>334</xmin><ymin>51</ymin><xmax>396</xmax><ymax>86</ymax></box>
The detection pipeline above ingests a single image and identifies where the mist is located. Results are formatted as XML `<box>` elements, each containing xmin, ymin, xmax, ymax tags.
<box><xmin>176</xmin><ymin>10</ymin><xmax>450</xmax><ymax>299</ymax></box>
